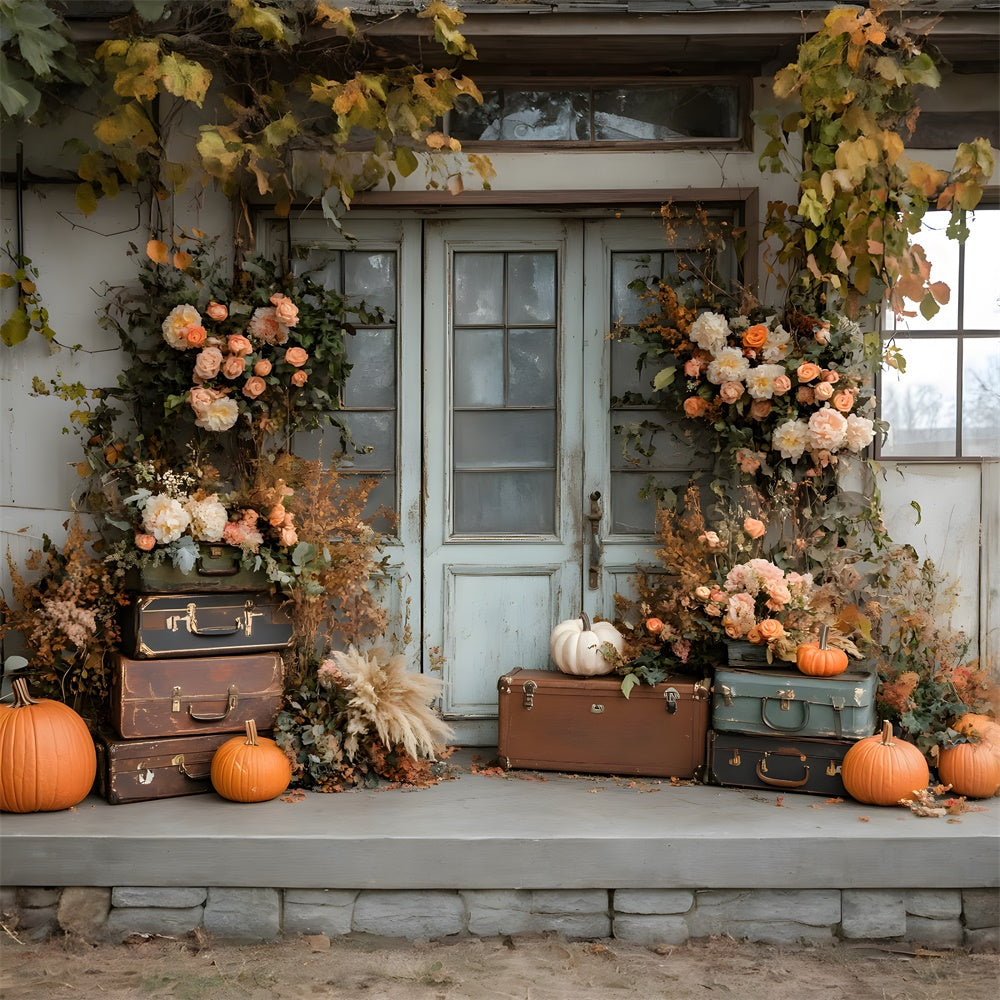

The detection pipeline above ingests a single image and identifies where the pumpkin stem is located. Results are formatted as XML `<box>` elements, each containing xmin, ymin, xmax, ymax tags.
<box><xmin>580</xmin><ymin>611</ymin><xmax>592</xmax><ymax>631</ymax></box>
<box><xmin>11</xmin><ymin>677</ymin><xmax>39</xmax><ymax>708</ymax></box>
<box><xmin>880</xmin><ymin>720</ymin><xmax>894</xmax><ymax>745</ymax></box>
<box><xmin>245</xmin><ymin>719</ymin><xmax>259</xmax><ymax>746</ymax></box>
<box><xmin>818</xmin><ymin>624</ymin><xmax>829</xmax><ymax>649</ymax></box>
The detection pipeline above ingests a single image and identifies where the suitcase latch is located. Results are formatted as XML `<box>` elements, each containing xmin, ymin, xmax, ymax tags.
<box><xmin>729</xmin><ymin>749</ymin><xmax>741</xmax><ymax>766</ymax></box>
<box><xmin>522</xmin><ymin>679</ymin><xmax>537</xmax><ymax>710</ymax></box>
<box><xmin>720</xmin><ymin>684</ymin><xmax>734</xmax><ymax>707</ymax></box>
<box><xmin>664</xmin><ymin>687</ymin><xmax>680</xmax><ymax>715</ymax></box>
<box><xmin>778</xmin><ymin>688</ymin><xmax>795</xmax><ymax>711</ymax></box>
<box><xmin>172</xmin><ymin>686</ymin><xmax>182</xmax><ymax>712</ymax></box>
<box><xmin>591</xmin><ymin>703</ymin><xmax>605</xmax><ymax>714</ymax></box>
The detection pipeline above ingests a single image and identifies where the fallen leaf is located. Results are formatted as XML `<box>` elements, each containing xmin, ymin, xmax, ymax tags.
<box><xmin>305</xmin><ymin>934</ymin><xmax>330</xmax><ymax>951</ymax></box>
<box><xmin>825</xmin><ymin>797</ymin><xmax>844</xmax><ymax>804</ymax></box>
<box><xmin>858</xmin><ymin>816</ymin><xmax>870</xmax><ymax>822</ymax></box>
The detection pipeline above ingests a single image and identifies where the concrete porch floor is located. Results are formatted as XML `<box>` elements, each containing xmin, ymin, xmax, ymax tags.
<box><xmin>2</xmin><ymin>750</ymin><xmax>997</xmax><ymax>892</ymax></box>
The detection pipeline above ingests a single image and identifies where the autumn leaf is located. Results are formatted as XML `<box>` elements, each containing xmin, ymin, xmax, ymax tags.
<box><xmin>146</xmin><ymin>239</ymin><xmax>169</xmax><ymax>264</ymax></box>
<box><xmin>313</xmin><ymin>3</ymin><xmax>356</xmax><ymax>38</ymax></box>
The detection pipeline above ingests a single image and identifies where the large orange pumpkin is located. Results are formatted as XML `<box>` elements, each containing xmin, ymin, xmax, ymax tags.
<box><xmin>841</xmin><ymin>721</ymin><xmax>929</xmax><ymax>806</ymax></box>
<box><xmin>0</xmin><ymin>678</ymin><xmax>97</xmax><ymax>813</ymax></box>
<box><xmin>937</xmin><ymin>739</ymin><xmax>1000</xmax><ymax>799</ymax></box>
<box><xmin>210</xmin><ymin>719</ymin><xmax>291</xmax><ymax>803</ymax></box>
<box><xmin>796</xmin><ymin>624</ymin><xmax>849</xmax><ymax>677</ymax></box>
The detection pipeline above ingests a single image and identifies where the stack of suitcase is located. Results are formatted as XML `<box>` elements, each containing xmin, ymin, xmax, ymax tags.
<box><xmin>706</xmin><ymin>664</ymin><xmax>879</xmax><ymax>796</ymax></box>
<box><xmin>96</xmin><ymin>549</ymin><xmax>291</xmax><ymax>804</ymax></box>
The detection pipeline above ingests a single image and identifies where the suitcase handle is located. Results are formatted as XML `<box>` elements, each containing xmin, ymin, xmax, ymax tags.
<box><xmin>195</xmin><ymin>559</ymin><xmax>240</xmax><ymax>577</ymax></box>
<box><xmin>172</xmin><ymin>754</ymin><xmax>211</xmax><ymax>782</ymax></box>
<box><xmin>190</xmin><ymin>621</ymin><xmax>242</xmax><ymax>637</ymax></box>
<box><xmin>760</xmin><ymin>696</ymin><xmax>810</xmax><ymax>732</ymax></box>
<box><xmin>187</xmin><ymin>685</ymin><xmax>239</xmax><ymax>721</ymax></box>
<box><xmin>755</xmin><ymin>750</ymin><xmax>811</xmax><ymax>789</ymax></box>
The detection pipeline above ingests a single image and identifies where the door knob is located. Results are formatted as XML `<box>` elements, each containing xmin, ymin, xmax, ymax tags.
<box><xmin>585</xmin><ymin>491</ymin><xmax>602</xmax><ymax>590</ymax></box>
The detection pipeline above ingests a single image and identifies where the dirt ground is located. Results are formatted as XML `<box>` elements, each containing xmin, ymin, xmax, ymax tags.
<box><xmin>1</xmin><ymin>930</ymin><xmax>997</xmax><ymax>1000</ymax></box>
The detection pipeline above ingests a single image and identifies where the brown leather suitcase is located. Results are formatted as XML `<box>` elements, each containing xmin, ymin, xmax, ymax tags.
<box><xmin>95</xmin><ymin>731</ymin><xmax>237</xmax><ymax>804</ymax></box>
<box><xmin>118</xmin><ymin>591</ymin><xmax>293</xmax><ymax>659</ymax></box>
<box><xmin>497</xmin><ymin>667</ymin><xmax>711</xmax><ymax>778</ymax></box>
<box><xmin>109</xmin><ymin>651</ymin><xmax>284</xmax><ymax>739</ymax></box>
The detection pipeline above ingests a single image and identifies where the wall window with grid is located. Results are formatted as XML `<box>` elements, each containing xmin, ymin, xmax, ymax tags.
<box><xmin>879</xmin><ymin>206</ymin><xmax>1000</xmax><ymax>459</ymax></box>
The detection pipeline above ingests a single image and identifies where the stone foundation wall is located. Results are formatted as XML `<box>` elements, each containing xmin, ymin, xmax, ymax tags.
<box><xmin>2</xmin><ymin>885</ymin><xmax>997</xmax><ymax>950</ymax></box>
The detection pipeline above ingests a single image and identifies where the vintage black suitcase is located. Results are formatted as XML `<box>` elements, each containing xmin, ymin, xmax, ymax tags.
<box><xmin>95</xmin><ymin>731</ymin><xmax>238</xmax><ymax>804</ymax></box>
<box><xmin>118</xmin><ymin>591</ymin><xmax>293</xmax><ymax>659</ymax></box>
<box><xmin>124</xmin><ymin>543</ymin><xmax>270</xmax><ymax>594</ymax></box>
<box><xmin>707</xmin><ymin>729</ymin><xmax>852</xmax><ymax>797</ymax></box>
<box><xmin>497</xmin><ymin>668</ymin><xmax>711</xmax><ymax>778</ymax></box>
<box><xmin>110</xmin><ymin>651</ymin><xmax>284</xmax><ymax>739</ymax></box>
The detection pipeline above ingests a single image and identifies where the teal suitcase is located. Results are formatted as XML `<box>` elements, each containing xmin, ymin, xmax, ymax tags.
<box><xmin>712</xmin><ymin>667</ymin><xmax>878</xmax><ymax>741</ymax></box>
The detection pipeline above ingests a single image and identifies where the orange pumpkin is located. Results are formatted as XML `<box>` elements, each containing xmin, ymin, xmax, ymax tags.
<box><xmin>841</xmin><ymin>721</ymin><xmax>929</xmax><ymax>806</ymax></box>
<box><xmin>796</xmin><ymin>624</ymin><xmax>849</xmax><ymax>677</ymax></box>
<box><xmin>210</xmin><ymin>719</ymin><xmax>292</xmax><ymax>803</ymax></box>
<box><xmin>952</xmin><ymin>713</ymin><xmax>1000</xmax><ymax>752</ymax></box>
<box><xmin>938</xmin><ymin>739</ymin><xmax>1000</xmax><ymax>799</ymax></box>
<box><xmin>0</xmin><ymin>678</ymin><xmax>97</xmax><ymax>813</ymax></box>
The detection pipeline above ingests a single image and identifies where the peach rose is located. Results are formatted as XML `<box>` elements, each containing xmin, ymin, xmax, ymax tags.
<box><xmin>743</xmin><ymin>517</ymin><xmax>766</xmax><ymax>539</ymax></box>
<box><xmin>290</xmin><ymin>369</ymin><xmax>308</xmax><ymax>387</ymax></box>
<box><xmin>723</xmin><ymin>620</ymin><xmax>742</xmax><ymax>640</ymax></box>
<box><xmin>645</xmin><ymin>617</ymin><xmax>664</xmax><ymax>635</ymax></box>
<box><xmin>694</xmin><ymin>586</ymin><xmax>712</xmax><ymax>601</ymax></box>
<box><xmin>757</xmin><ymin>619</ymin><xmax>786</xmax><ymax>642</ymax></box>
<box><xmin>193</xmin><ymin>347</ymin><xmax>223</xmax><ymax>381</ymax></box>
<box><xmin>683</xmin><ymin>358</ymin><xmax>702</xmax><ymax>378</ymax></box>
<box><xmin>833</xmin><ymin>390</ymin><xmax>855</xmax><ymax>413</ymax></box>
<box><xmin>135</xmin><ymin>533</ymin><xmax>157</xmax><ymax>551</ymax></box>
<box><xmin>268</xmin><ymin>504</ymin><xmax>287</xmax><ymax>527</ymax></box>
<box><xmin>271</xmin><ymin>293</ymin><xmax>300</xmax><ymax>327</ymax></box>
<box><xmin>284</xmin><ymin>346</ymin><xmax>309</xmax><ymax>367</ymax></box>
<box><xmin>814</xmin><ymin>381</ymin><xmax>834</xmax><ymax>401</ymax></box>
<box><xmin>683</xmin><ymin>396</ymin><xmax>709</xmax><ymax>418</ymax></box>
<box><xmin>700</xmin><ymin>531</ymin><xmax>721</xmax><ymax>550</ymax></box>
<box><xmin>822</xmin><ymin>370</ymin><xmax>840</xmax><ymax>384</ymax></box>
<box><xmin>242</xmin><ymin>376</ymin><xmax>267</xmax><ymax>399</ymax></box>
<box><xmin>719</xmin><ymin>381</ymin><xmax>745</xmax><ymax>404</ymax></box>
<box><xmin>253</xmin><ymin>359</ymin><xmax>272</xmax><ymax>377</ymax></box>
<box><xmin>797</xmin><ymin>362</ymin><xmax>821</xmax><ymax>383</ymax></box>
<box><xmin>742</xmin><ymin>324</ymin><xmax>768</xmax><ymax>350</ymax></box>
<box><xmin>227</xmin><ymin>334</ymin><xmax>253</xmax><ymax>358</ymax></box>
<box><xmin>206</xmin><ymin>301</ymin><xmax>228</xmax><ymax>322</ymax></box>
<box><xmin>749</xmin><ymin>399</ymin><xmax>772</xmax><ymax>420</ymax></box>
<box><xmin>814</xmin><ymin>322</ymin><xmax>831</xmax><ymax>345</ymax></box>
<box><xmin>796</xmin><ymin>386</ymin><xmax>815</xmax><ymax>405</ymax></box>
<box><xmin>746</xmin><ymin>625</ymin><xmax>763</xmax><ymax>644</ymax></box>
<box><xmin>736</xmin><ymin>448</ymin><xmax>761</xmax><ymax>474</ymax></box>
<box><xmin>182</xmin><ymin>324</ymin><xmax>207</xmax><ymax>347</ymax></box>
<box><xmin>278</xmin><ymin>525</ymin><xmax>298</xmax><ymax>547</ymax></box>
<box><xmin>188</xmin><ymin>386</ymin><xmax>217</xmax><ymax>417</ymax></box>
<box><xmin>772</xmin><ymin>374</ymin><xmax>792</xmax><ymax>396</ymax></box>
<box><xmin>222</xmin><ymin>354</ymin><xmax>247</xmax><ymax>379</ymax></box>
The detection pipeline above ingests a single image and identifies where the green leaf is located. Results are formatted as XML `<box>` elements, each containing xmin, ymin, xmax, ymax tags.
<box><xmin>620</xmin><ymin>674</ymin><xmax>638</xmax><ymax>700</ymax></box>
<box><xmin>0</xmin><ymin>306</ymin><xmax>30</xmax><ymax>346</ymax></box>
<box><xmin>132</xmin><ymin>0</ymin><xmax>170</xmax><ymax>22</ymax></box>
<box><xmin>75</xmin><ymin>181</ymin><xmax>98</xmax><ymax>215</ymax></box>
<box><xmin>652</xmin><ymin>365</ymin><xmax>676</xmax><ymax>391</ymax></box>
<box><xmin>910</xmin><ymin>500</ymin><xmax>922</xmax><ymax>524</ymax></box>
<box><xmin>394</xmin><ymin>145</ymin><xmax>418</xmax><ymax>178</ymax></box>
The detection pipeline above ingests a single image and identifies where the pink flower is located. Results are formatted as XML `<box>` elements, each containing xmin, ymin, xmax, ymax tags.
<box><xmin>227</xmin><ymin>334</ymin><xmax>253</xmax><ymax>357</ymax></box>
<box><xmin>822</xmin><ymin>370</ymin><xmax>840</xmax><ymax>384</ymax></box>
<box><xmin>796</xmin><ymin>386</ymin><xmax>815</xmax><ymax>405</ymax></box>
<box><xmin>700</xmin><ymin>530</ymin><xmax>721</xmax><ymax>550</ymax></box>
<box><xmin>193</xmin><ymin>347</ymin><xmax>223</xmax><ymax>381</ymax></box>
<box><xmin>249</xmin><ymin>306</ymin><xmax>289</xmax><ymax>345</ymax></box>
<box><xmin>683</xmin><ymin>396</ymin><xmax>709</xmax><ymax>418</ymax></box>
<box><xmin>719</xmin><ymin>381</ymin><xmax>744</xmax><ymax>404</ymax></box>
<box><xmin>833</xmin><ymin>390</ymin><xmax>855</xmax><ymax>413</ymax></box>
<box><xmin>278</xmin><ymin>525</ymin><xmax>298</xmax><ymax>546</ymax></box>
<box><xmin>749</xmin><ymin>399</ymin><xmax>772</xmax><ymax>420</ymax></box>
<box><xmin>206</xmin><ymin>301</ymin><xmax>228</xmax><ymax>322</ymax></box>
<box><xmin>683</xmin><ymin>358</ymin><xmax>703</xmax><ymax>378</ymax></box>
<box><xmin>189</xmin><ymin>386</ymin><xmax>218</xmax><ymax>417</ymax></box>
<box><xmin>736</xmin><ymin>448</ymin><xmax>761</xmax><ymax>474</ymax></box>
<box><xmin>743</xmin><ymin>517</ymin><xmax>766</xmax><ymax>539</ymax></box>
<box><xmin>135</xmin><ymin>533</ymin><xmax>157</xmax><ymax>551</ymax></box>
<box><xmin>807</xmin><ymin>406</ymin><xmax>848</xmax><ymax>452</ymax></box>
<box><xmin>268</xmin><ymin>504</ymin><xmax>286</xmax><ymax>527</ymax></box>
<box><xmin>772</xmin><ymin>374</ymin><xmax>792</xmax><ymax>396</ymax></box>
<box><xmin>814</xmin><ymin>323</ymin><xmax>831</xmax><ymax>345</ymax></box>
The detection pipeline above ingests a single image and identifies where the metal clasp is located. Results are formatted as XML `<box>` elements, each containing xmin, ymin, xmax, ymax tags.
<box><xmin>778</xmin><ymin>688</ymin><xmax>795</xmax><ymax>711</ymax></box>
<box><xmin>664</xmin><ymin>686</ymin><xmax>680</xmax><ymax>715</ymax></box>
<box><xmin>522</xmin><ymin>680</ymin><xmax>537</xmax><ymax>710</ymax></box>
<box><xmin>720</xmin><ymin>684</ymin><xmax>734</xmax><ymax>707</ymax></box>
<box><xmin>172</xmin><ymin>686</ymin><xmax>182</xmax><ymax>712</ymax></box>
<box><xmin>591</xmin><ymin>703</ymin><xmax>605</xmax><ymax>714</ymax></box>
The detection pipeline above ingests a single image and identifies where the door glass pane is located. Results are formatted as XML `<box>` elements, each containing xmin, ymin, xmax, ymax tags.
<box><xmin>454</xmin><ymin>410</ymin><xmax>556</xmax><ymax>469</ymax></box>
<box><xmin>344</xmin><ymin>252</ymin><xmax>397</xmax><ymax>319</ymax></box>
<box><xmin>508</xmin><ymin>328</ymin><xmax>556</xmax><ymax>406</ymax></box>
<box><xmin>963</xmin><ymin>336</ymin><xmax>1000</xmax><ymax>456</ymax></box>
<box><xmin>343</xmin><ymin>328</ymin><xmax>395</xmax><ymax>408</ymax></box>
<box><xmin>508</xmin><ymin>253</ymin><xmax>556</xmax><ymax>323</ymax></box>
<box><xmin>454</xmin><ymin>253</ymin><xmax>504</xmax><ymax>323</ymax></box>
<box><xmin>612</xmin><ymin>471</ymin><xmax>692</xmax><ymax>535</ymax></box>
<box><xmin>339</xmin><ymin>411</ymin><xmax>395</xmax><ymax>471</ymax></box>
<box><xmin>963</xmin><ymin>210</ymin><xmax>1000</xmax><ymax>330</ymax></box>
<box><xmin>454</xmin><ymin>328</ymin><xmax>504</xmax><ymax>407</ymax></box>
<box><xmin>454</xmin><ymin>472</ymin><xmax>555</xmax><ymax>534</ymax></box>
<box><xmin>881</xmin><ymin>337</ymin><xmax>958</xmax><ymax>456</ymax></box>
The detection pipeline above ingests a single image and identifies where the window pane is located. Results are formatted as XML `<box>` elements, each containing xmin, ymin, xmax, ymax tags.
<box><xmin>593</xmin><ymin>84</ymin><xmax>740</xmax><ymax>140</ymax></box>
<box><xmin>339</xmin><ymin>411</ymin><xmax>395</xmax><ymax>471</ymax></box>
<box><xmin>963</xmin><ymin>210</ymin><xmax>1000</xmax><ymax>330</ymax></box>
<box><xmin>611</xmin><ymin>471</ymin><xmax>691</xmax><ymax>535</ymax></box>
<box><xmin>454</xmin><ymin>410</ymin><xmax>556</xmax><ymax>469</ymax></box>
<box><xmin>508</xmin><ymin>328</ymin><xmax>555</xmax><ymax>406</ymax></box>
<box><xmin>507</xmin><ymin>253</ymin><xmax>556</xmax><ymax>324</ymax></box>
<box><xmin>496</xmin><ymin>90</ymin><xmax>588</xmax><ymax>141</ymax></box>
<box><xmin>449</xmin><ymin>91</ymin><xmax>503</xmax><ymax>141</ymax></box>
<box><xmin>454</xmin><ymin>253</ymin><xmax>504</xmax><ymax>324</ymax></box>
<box><xmin>963</xmin><ymin>336</ymin><xmax>1000</xmax><ymax>457</ymax></box>
<box><xmin>295</xmin><ymin>249</ymin><xmax>342</xmax><ymax>290</ymax></box>
<box><xmin>454</xmin><ymin>328</ymin><xmax>505</xmax><ymax>407</ymax></box>
<box><xmin>344</xmin><ymin>252</ymin><xmax>396</xmax><ymax>319</ymax></box>
<box><xmin>343</xmin><ymin>328</ymin><xmax>395</xmax><ymax>407</ymax></box>
<box><xmin>611</xmin><ymin>411</ymin><xmax>699</xmax><ymax>470</ymax></box>
<box><xmin>612</xmin><ymin>253</ymin><xmax>663</xmax><ymax>323</ymax></box>
<box><xmin>454</xmin><ymin>471</ymin><xmax>554</xmax><ymax>534</ymax></box>
<box><xmin>881</xmin><ymin>337</ymin><xmax>958</xmax><ymax>456</ymax></box>
<box><xmin>895</xmin><ymin>211</ymin><xmax>959</xmax><ymax>332</ymax></box>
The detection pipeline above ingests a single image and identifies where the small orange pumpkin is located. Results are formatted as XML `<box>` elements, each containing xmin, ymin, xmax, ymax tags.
<box><xmin>841</xmin><ymin>721</ymin><xmax>929</xmax><ymax>806</ymax></box>
<box><xmin>796</xmin><ymin>624</ymin><xmax>849</xmax><ymax>677</ymax></box>
<box><xmin>0</xmin><ymin>678</ymin><xmax>97</xmax><ymax>813</ymax></box>
<box><xmin>952</xmin><ymin>713</ymin><xmax>1000</xmax><ymax>753</ymax></box>
<box><xmin>210</xmin><ymin>719</ymin><xmax>292</xmax><ymax>803</ymax></box>
<box><xmin>937</xmin><ymin>739</ymin><xmax>1000</xmax><ymax>799</ymax></box>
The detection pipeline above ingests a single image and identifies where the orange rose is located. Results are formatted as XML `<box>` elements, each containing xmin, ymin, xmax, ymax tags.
<box><xmin>284</xmin><ymin>346</ymin><xmax>309</xmax><ymax>367</ymax></box>
<box><xmin>797</xmin><ymin>362</ymin><xmax>821</xmax><ymax>383</ymax></box>
<box><xmin>742</xmin><ymin>324</ymin><xmax>768</xmax><ymax>350</ymax></box>
<box><xmin>645</xmin><ymin>617</ymin><xmax>664</xmax><ymax>635</ymax></box>
<box><xmin>833</xmin><ymin>390</ymin><xmax>855</xmax><ymax>413</ymax></box>
<box><xmin>773</xmin><ymin>374</ymin><xmax>792</xmax><ymax>395</ymax></box>
<box><xmin>683</xmin><ymin>396</ymin><xmax>709</xmax><ymax>418</ymax></box>
<box><xmin>814</xmin><ymin>381</ymin><xmax>834</xmax><ymax>401</ymax></box>
<box><xmin>743</xmin><ymin>517</ymin><xmax>766</xmax><ymax>539</ymax></box>
<box><xmin>723</xmin><ymin>620</ymin><xmax>741</xmax><ymax>640</ymax></box>
<box><xmin>242</xmin><ymin>376</ymin><xmax>267</xmax><ymax>399</ymax></box>
<box><xmin>746</xmin><ymin>625</ymin><xmax>763</xmax><ymax>644</ymax></box>
<box><xmin>253</xmin><ymin>359</ymin><xmax>272</xmax><ymax>377</ymax></box>
<box><xmin>206</xmin><ymin>301</ymin><xmax>228</xmax><ymax>322</ymax></box>
<box><xmin>290</xmin><ymin>369</ymin><xmax>308</xmax><ymax>387</ymax></box>
<box><xmin>135</xmin><ymin>533</ymin><xmax>157</xmax><ymax>551</ymax></box>
<box><xmin>222</xmin><ymin>354</ymin><xmax>247</xmax><ymax>379</ymax></box>
<box><xmin>227</xmin><ymin>334</ymin><xmax>253</xmax><ymax>357</ymax></box>
<box><xmin>268</xmin><ymin>504</ymin><xmax>286</xmax><ymax>527</ymax></box>
<box><xmin>183</xmin><ymin>324</ymin><xmax>207</xmax><ymax>347</ymax></box>
<box><xmin>757</xmin><ymin>619</ymin><xmax>786</xmax><ymax>642</ymax></box>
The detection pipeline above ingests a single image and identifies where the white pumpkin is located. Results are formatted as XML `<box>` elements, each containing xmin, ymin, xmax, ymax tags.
<box><xmin>549</xmin><ymin>612</ymin><xmax>624</xmax><ymax>676</ymax></box>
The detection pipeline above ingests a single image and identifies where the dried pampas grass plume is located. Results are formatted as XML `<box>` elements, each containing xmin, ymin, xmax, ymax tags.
<box><xmin>331</xmin><ymin>646</ymin><xmax>453</xmax><ymax>760</ymax></box>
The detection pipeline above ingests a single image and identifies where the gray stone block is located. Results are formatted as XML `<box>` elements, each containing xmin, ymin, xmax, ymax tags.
<box><xmin>0</xmin><ymin>887</ymin><xmax>17</xmax><ymax>911</ymax></box>
<box><xmin>462</xmin><ymin>890</ymin><xmax>534</xmax><ymax>936</ymax></box>
<box><xmin>111</xmin><ymin>887</ymin><xmax>208</xmax><ymax>909</ymax></box>
<box><xmin>692</xmin><ymin>889</ymin><xmax>840</xmax><ymax>926</ymax></box>
<box><xmin>905</xmin><ymin>915</ymin><xmax>963</xmax><ymax>948</ymax></box>
<box><xmin>962</xmin><ymin>888</ymin><xmax>1000</xmax><ymax>930</ymax></box>
<box><xmin>203</xmin><ymin>888</ymin><xmax>281</xmax><ymax>941</ymax></box>
<box><xmin>613</xmin><ymin>889</ymin><xmax>694</xmax><ymax>915</ymax></box>
<box><xmin>613</xmin><ymin>913</ymin><xmax>690</xmax><ymax>945</ymax></box>
<box><xmin>718</xmin><ymin>921</ymin><xmax>836</xmax><ymax>946</ymax></box>
<box><xmin>532</xmin><ymin>912</ymin><xmax>611</xmax><ymax>939</ymax></box>
<box><xmin>14</xmin><ymin>906</ymin><xmax>58</xmax><ymax>930</ymax></box>
<box><xmin>283</xmin><ymin>889</ymin><xmax>358</xmax><ymax>907</ymax></box>
<box><xmin>16</xmin><ymin>887</ymin><xmax>61</xmax><ymax>908</ymax></box>
<box><xmin>283</xmin><ymin>902</ymin><xmax>354</xmax><ymax>937</ymax></box>
<box><xmin>841</xmin><ymin>890</ymin><xmax>906</xmax><ymax>939</ymax></box>
<box><xmin>57</xmin><ymin>887</ymin><xmax>111</xmax><ymax>940</ymax></box>
<box><xmin>903</xmin><ymin>890</ymin><xmax>962</xmax><ymax>920</ymax></box>
<box><xmin>105</xmin><ymin>906</ymin><xmax>204</xmax><ymax>940</ymax></box>
<box><xmin>965</xmin><ymin>926</ymin><xmax>1000</xmax><ymax>953</ymax></box>
<box><xmin>352</xmin><ymin>890</ymin><xmax>466</xmax><ymax>939</ymax></box>
<box><xmin>530</xmin><ymin>890</ymin><xmax>609</xmax><ymax>915</ymax></box>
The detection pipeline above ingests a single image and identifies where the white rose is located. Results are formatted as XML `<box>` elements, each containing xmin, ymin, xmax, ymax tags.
<box><xmin>844</xmin><ymin>414</ymin><xmax>876</xmax><ymax>453</ymax></box>
<box><xmin>689</xmin><ymin>311</ymin><xmax>731</xmax><ymax>356</ymax></box>
<box><xmin>745</xmin><ymin>363</ymin><xmax>787</xmax><ymax>400</ymax></box>
<box><xmin>771</xmin><ymin>419</ymin><xmax>810</xmax><ymax>461</ymax></box>
<box><xmin>186</xmin><ymin>495</ymin><xmax>229</xmax><ymax>542</ymax></box>
<box><xmin>142</xmin><ymin>494</ymin><xmax>192</xmax><ymax>544</ymax></box>
<box><xmin>706</xmin><ymin>347</ymin><xmax>750</xmax><ymax>385</ymax></box>
<box><xmin>162</xmin><ymin>304</ymin><xmax>201</xmax><ymax>350</ymax></box>
<box><xmin>194</xmin><ymin>396</ymin><xmax>240</xmax><ymax>432</ymax></box>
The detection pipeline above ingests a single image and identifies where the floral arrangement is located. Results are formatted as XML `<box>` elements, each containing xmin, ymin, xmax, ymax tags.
<box><xmin>274</xmin><ymin>646</ymin><xmax>454</xmax><ymax>791</ymax></box>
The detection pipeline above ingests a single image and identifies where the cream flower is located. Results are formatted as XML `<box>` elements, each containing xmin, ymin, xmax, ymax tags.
<box><xmin>186</xmin><ymin>494</ymin><xmax>228</xmax><ymax>542</ymax></box>
<box><xmin>844</xmin><ymin>413</ymin><xmax>876</xmax><ymax>453</ymax></box>
<box><xmin>772</xmin><ymin>419</ymin><xmax>810</xmax><ymax>461</ymax></box>
<box><xmin>761</xmin><ymin>324</ymin><xmax>791</xmax><ymax>362</ymax></box>
<box><xmin>689</xmin><ymin>311</ymin><xmax>731</xmax><ymax>356</ymax></box>
<box><xmin>706</xmin><ymin>347</ymin><xmax>750</xmax><ymax>385</ymax></box>
<box><xmin>807</xmin><ymin>406</ymin><xmax>848</xmax><ymax>452</ymax></box>
<box><xmin>142</xmin><ymin>494</ymin><xmax>191</xmax><ymax>544</ymax></box>
<box><xmin>194</xmin><ymin>396</ymin><xmax>240</xmax><ymax>432</ymax></box>
<box><xmin>193</xmin><ymin>347</ymin><xmax>223</xmax><ymax>381</ymax></box>
<box><xmin>249</xmin><ymin>306</ymin><xmax>290</xmax><ymax>346</ymax></box>
<box><xmin>744</xmin><ymin>363</ymin><xmax>787</xmax><ymax>400</ymax></box>
<box><xmin>162</xmin><ymin>304</ymin><xmax>202</xmax><ymax>350</ymax></box>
